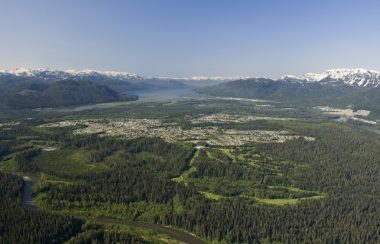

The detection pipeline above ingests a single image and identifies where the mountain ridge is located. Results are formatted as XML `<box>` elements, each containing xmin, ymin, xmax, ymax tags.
<box><xmin>0</xmin><ymin>79</ymin><xmax>137</xmax><ymax>109</ymax></box>
<box><xmin>280</xmin><ymin>68</ymin><xmax>380</xmax><ymax>88</ymax></box>
<box><xmin>1</xmin><ymin>67</ymin><xmax>380</xmax><ymax>88</ymax></box>
<box><xmin>0</xmin><ymin>68</ymin><xmax>242</xmax><ymax>82</ymax></box>
<box><xmin>196</xmin><ymin>69</ymin><xmax>380</xmax><ymax>113</ymax></box>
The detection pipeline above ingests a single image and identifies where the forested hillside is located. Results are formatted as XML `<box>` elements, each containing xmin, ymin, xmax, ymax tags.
<box><xmin>0</xmin><ymin>79</ymin><xmax>137</xmax><ymax>109</ymax></box>
<box><xmin>197</xmin><ymin>78</ymin><xmax>380</xmax><ymax>114</ymax></box>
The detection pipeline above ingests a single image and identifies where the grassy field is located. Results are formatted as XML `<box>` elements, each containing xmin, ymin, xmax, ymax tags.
<box><xmin>253</xmin><ymin>194</ymin><xmax>327</xmax><ymax>206</ymax></box>
<box><xmin>199</xmin><ymin>191</ymin><xmax>224</xmax><ymax>200</ymax></box>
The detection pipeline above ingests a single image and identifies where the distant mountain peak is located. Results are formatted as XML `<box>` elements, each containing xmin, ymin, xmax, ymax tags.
<box><xmin>281</xmin><ymin>68</ymin><xmax>380</xmax><ymax>87</ymax></box>
<box><xmin>65</xmin><ymin>69</ymin><xmax>142</xmax><ymax>79</ymax></box>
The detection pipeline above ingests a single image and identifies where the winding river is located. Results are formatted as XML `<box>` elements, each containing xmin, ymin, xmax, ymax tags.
<box><xmin>22</xmin><ymin>175</ymin><xmax>206</xmax><ymax>244</ymax></box>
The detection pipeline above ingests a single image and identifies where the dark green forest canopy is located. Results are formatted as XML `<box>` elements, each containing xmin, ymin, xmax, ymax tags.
<box><xmin>1</xmin><ymin>100</ymin><xmax>380</xmax><ymax>243</ymax></box>
<box><xmin>0</xmin><ymin>173</ymin><xmax>152</xmax><ymax>243</ymax></box>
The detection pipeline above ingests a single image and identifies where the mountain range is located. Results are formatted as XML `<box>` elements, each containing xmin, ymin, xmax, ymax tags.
<box><xmin>0</xmin><ymin>68</ymin><xmax>235</xmax><ymax>91</ymax></box>
<box><xmin>0</xmin><ymin>68</ymin><xmax>235</xmax><ymax>110</ymax></box>
<box><xmin>197</xmin><ymin>68</ymin><xmax>380</xmax><ymax>114</ymax></box>
<box><xmin>2</xmin><ymin>67</ymin><xmax>380</xmax><ymax>89</ymax></box>
<box><xmin>280</xmin><ymin>68</ymin><xmax>380</xmax><ymax>88</ymax></box>
<box><xmin>1</xmin><ymin>67</ymin><xmax>380</xmax><ymax>111</ymax></box>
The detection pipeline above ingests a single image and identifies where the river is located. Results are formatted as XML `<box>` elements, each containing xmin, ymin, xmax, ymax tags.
<box><xmin>33</xmin><ymin>88</ymin><xmax>205</xmax><ymax>113</ymax></box>
<box><xmin>22</xmin><ymin>175</ymin><xmax>37</xmax><ymax>209</ymax></box>
<box><xmin>22</xmin><ymin>175</ymin><xmax>206</xmax><ymax>244</ymax></box>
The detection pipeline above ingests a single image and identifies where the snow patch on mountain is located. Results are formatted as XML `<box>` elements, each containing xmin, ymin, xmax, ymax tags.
<box><xmin>282</xmin><ymin>68</ymin><xmax>380</xmax><ymax>88</ymax></box>
<box><xmin>158</xmin><ymin>76</ymin><xmax>250</xmax><ymax>81</ymax></box>
<box><xmin>2</xmin><ymin>67</ymin><xmax>380</xmax><ymax>88</ymax></box>
<box><xmin>0</xmin><ymin>68</ymin><xmax>142</xmax><ymax>81</ymax></box>
<box><xmin>0</xmin><ymin>68</ymin><xmax>245</xmax><ymax>82</ymax></box>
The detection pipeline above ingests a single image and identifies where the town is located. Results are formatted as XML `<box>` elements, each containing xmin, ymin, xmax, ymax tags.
<box><xmin>40</xmin><ymin>114</ymin><xmax>314</xmax><ymax>146</ymax></box>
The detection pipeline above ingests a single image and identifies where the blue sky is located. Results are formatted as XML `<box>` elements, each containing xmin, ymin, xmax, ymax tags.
<box><xmin>1</xmin><ymin>0</ymin><xmax>379</xmax><ymax>78</ymax></box>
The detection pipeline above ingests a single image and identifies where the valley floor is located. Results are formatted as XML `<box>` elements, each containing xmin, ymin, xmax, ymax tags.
<box><xmin>2</xmin><ymin>98</ymin><xmax>380</xmax><ymax>243</ymax></box>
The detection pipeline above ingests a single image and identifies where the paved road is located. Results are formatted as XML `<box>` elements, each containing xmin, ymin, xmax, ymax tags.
<box><xmin>22</xmin><ymin>175</ymin><xmax>206</xmax><ymax>244</ymax></box>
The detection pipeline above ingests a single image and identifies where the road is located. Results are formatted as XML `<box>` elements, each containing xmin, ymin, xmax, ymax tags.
<box><xmin>22</xmin><ymin>175</ymin><xmax>206</xmax><ymax>244</ymax></box>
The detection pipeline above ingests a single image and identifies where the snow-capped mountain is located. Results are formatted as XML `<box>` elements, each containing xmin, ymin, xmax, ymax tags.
<box><xmin>2</xmin><ymin>67</ymin><xmax>380</xmax><ymax>88</ymax></box>
<box><xmin>281</xmin><ymin>68</ymin><xmax>380</xmax><ymax>88</ymax></box>
<box><xmin>158</xmin><ymin>76</ymin><xmax>249</xmax><ymax>81</ymax></box>
<box><xmin>0</xmin><ymin>68</ymin><xmax>236</xmax><ymax>92</ymax></box>
<box><xmin>0</xmin><ymin>68</ymin><xmax>242</xmax><ymax>83</ymax></box>
<box><xmin>0</xmin><ymin>68</ymin><xmax>143</xmax><ymax>81</ymax></box>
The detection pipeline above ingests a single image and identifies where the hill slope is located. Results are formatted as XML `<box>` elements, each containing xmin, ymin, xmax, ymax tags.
<box><xmin>197</xmin><ymin>78</ymin><xmax>358</xmax><ymax>106</ymax></box>
<box><xmin>0</xmin><ymin>80</ymin><xmax>137</xmax><ymax>109</ymax></box>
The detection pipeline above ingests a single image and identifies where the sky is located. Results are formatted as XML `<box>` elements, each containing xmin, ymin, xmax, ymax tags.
<box><xmin>1</xmin><ymin>0</ymin><xmax>380</xmax><ymax>78</ymax></box>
